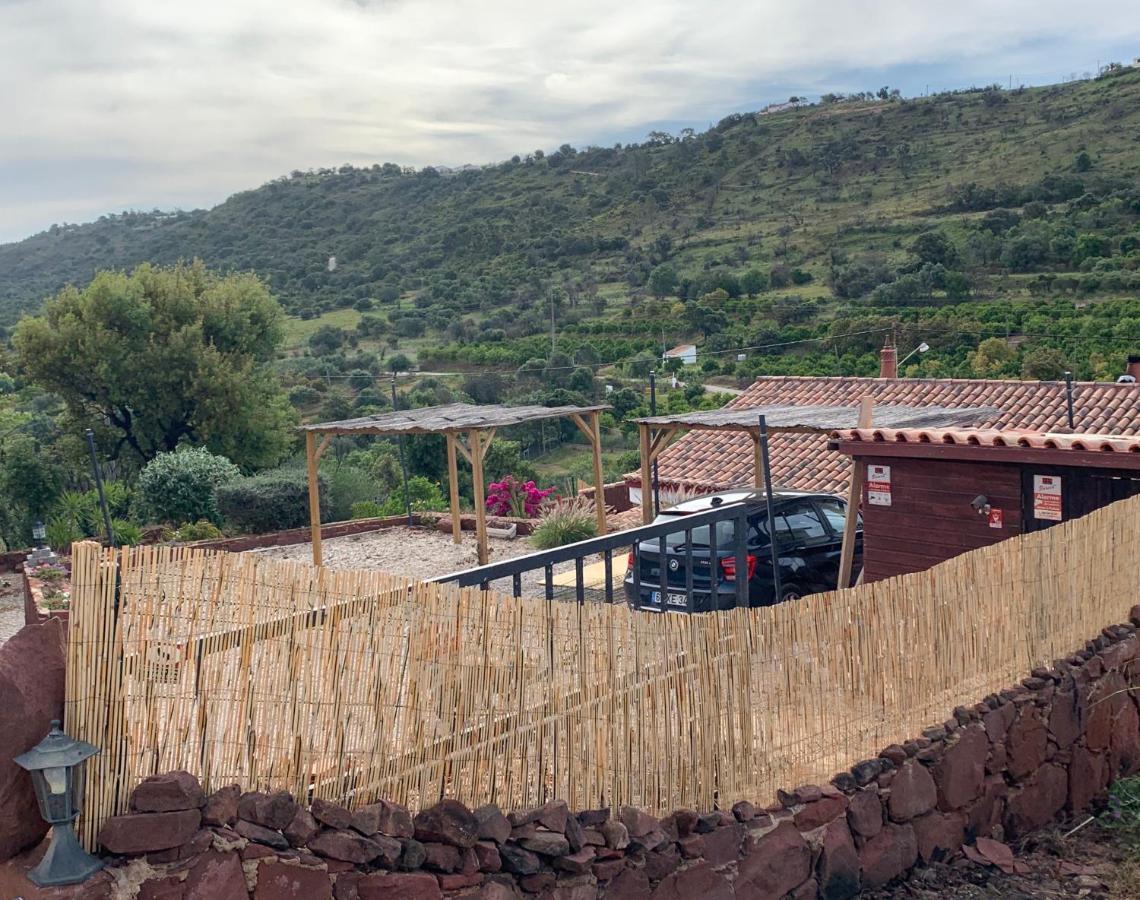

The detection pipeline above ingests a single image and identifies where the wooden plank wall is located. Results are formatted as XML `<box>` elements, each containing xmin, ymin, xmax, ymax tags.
<box><xmin>859</xmin><ymin>457</ymin><xmax>1022</xmax><ymax>583</ymax></box>
<box><xmin>65</xmin><ymin>494</ymin><xmax>1139</xmax><ymax>848</ymax></box>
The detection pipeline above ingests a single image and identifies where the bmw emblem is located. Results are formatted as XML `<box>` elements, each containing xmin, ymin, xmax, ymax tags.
<box><xmin>668</xmin><ymin>558</ymin><xmax>679</xmax><ymax>571</ymax></box>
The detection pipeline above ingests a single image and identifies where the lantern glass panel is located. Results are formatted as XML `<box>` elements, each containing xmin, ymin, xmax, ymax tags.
<box><xmin>34</xmin><ymin>767</ymin><xmax>72</xmax><ymax>822</ymax></box>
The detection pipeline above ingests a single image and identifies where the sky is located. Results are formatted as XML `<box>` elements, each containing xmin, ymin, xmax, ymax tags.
<box><xmin>2</xmin><ymin>0</ymin><xmax>1139</xmax><ymax>244</ymax></box>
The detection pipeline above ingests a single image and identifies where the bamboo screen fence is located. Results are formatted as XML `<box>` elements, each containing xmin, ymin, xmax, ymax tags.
<box><xmin>66</xmin><ymin>495</ymin><xmax>1139</xmax><ymax>848</ymax></box>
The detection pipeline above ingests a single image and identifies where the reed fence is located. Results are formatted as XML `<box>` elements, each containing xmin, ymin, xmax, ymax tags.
<box><xmin>65</xmin><ymin>495</ymin><xmax>1139</xmax><ymax>848</ymax></box>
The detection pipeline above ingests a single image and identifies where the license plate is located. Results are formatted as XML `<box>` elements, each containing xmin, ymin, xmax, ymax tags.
<box><xmin>650</xmin><ymin>591</ymin><xmax>688</xmax><ymax>608</ymax></box>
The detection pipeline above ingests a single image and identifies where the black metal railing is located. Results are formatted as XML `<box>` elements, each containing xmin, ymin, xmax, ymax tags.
<box><xmin>431</xmin><ymin>502</ymin><xmax>752</xmax><ymax>610</ymax></box>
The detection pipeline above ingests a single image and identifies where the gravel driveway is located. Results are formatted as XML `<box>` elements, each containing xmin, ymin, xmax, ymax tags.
<box><xmin>247</xmin><ymin>525</ymin><xmax>602</xmax><ymax>600</ymax></box>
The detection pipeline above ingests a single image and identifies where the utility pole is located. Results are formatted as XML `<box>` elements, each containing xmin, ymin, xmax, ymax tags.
<box><xmin>550</xmin><ymin>294</ymin><xmax>556</xmax><ymax>354</ymax></box>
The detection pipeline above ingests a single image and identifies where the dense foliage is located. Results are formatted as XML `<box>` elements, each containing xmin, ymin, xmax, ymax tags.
<box><xmin>135</xmin><ymin>447</ymin><xmax>241</xmax><ymax>525</ymax></box>
<box><xmin>216</xmin><ymin>469</ymin><xmax>327</xmax><ymax>534</ymax></box>
<box><xmin>12</xmin><ymin>262</ymin><xmax>296</xmax><ymax>467</ymax></box>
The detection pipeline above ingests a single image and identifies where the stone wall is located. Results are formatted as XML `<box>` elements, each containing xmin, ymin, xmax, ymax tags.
<box><xmin>53</xmin><ymin>611</ymin><xmax>1140</xmax><ymax>899</ymax></box>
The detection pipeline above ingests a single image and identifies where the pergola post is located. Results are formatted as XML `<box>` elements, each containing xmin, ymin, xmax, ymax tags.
<box><xmin>469</xmin><ymin>429</ymin><xmax>489</xmax><ymax>566</ymax></box>
<box><xmin>639</xmin><ymin>423</ymin><xmax>653</xmax><ymax>524</ymax></box>
<box><xmin>837</xmin><ymin>397</ymin><xmax>873</xmax><ymax>589</ymax></box>
<box><xmin>445</xmin><ymin>433</ymin><xmax>462</xmax><ymax>545</ymax></box>
<box><xmin>751</xmin><ymin>431</ymin><xmax>763</xmax><ymax>488</ymax></box>
<box><xmin>589</xmin><ymin>411</ymin><xmax>607</xmax><ymax>534</ymax></box>
<box><xmin>306</xmin><ymin>431</ymin><xmax>324</xmax><ymax>567</ymax></box>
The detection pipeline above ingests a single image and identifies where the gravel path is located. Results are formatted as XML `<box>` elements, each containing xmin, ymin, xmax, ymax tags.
<box><xmin>0</xmin><ymin>576</ymin><xmax>25</xmax><ymax>643</ymax></box>
<box><xmin>247</xmin><ymin>526</ymin><xmax>592</xmax><ymax>599</ymax></box>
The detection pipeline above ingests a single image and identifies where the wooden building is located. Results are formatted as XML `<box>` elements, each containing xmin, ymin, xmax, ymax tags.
<box><xmin>831</xmin><ymin>428</ymin><xmax>1140</xmax><ymax>583</ymax></box>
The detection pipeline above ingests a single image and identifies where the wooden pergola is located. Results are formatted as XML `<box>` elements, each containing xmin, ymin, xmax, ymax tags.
<box><xmin>634</xmin><ymin>401</ymin><xmax>999</xmax><ymax>588</ymax></box>
<box><xmin>298</xmin><ymin>402</ymin><xmax>611</xmax><ymax>567</ymax></box>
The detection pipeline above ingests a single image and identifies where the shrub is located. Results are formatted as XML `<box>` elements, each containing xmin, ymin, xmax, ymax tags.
<box><xmin>325</xmin><ymin>465</ymin><xmax>378</xmax><ymax>522</ymax></box>
<box><xmin>136</xmin><ymin>447</ymin><xmax>240</xmax><ymax>525</ymax></box>
<box><xmin>108</xmin><ymin>519</ymin><xmax>143</xmax><ymax>546</ymax></box>
<box><xmin>169</xmin><ymin>520</ymin><xmax>225</xmax><ymax>542</ymax></box>
<box><xmin>530</xmin><ymin>498</ymin><xmax>598</xmax><ymax>549</ymax></box>
<box><xmin>350</xmin><ymin>500</ymin><xmax>385</xmax><ymax>519</ymax></box>
<box><xmin>45</xmin><ymin>515</ymin><xmax>82</xmax><ymax>552</ymax></box>
<box><xmin>217</xmin><ymin>469</ymin><xmax>328</xmax><ymax>534</ymax></box>
<box><xmin>485</xmin><ymin>476</ymin><xmax>557</xmax><ymax>518</ymax></box>
<box><xmin>376</xmin><ymin>476</ymin><xmax>447</xmax><ymax>516</ymax></box>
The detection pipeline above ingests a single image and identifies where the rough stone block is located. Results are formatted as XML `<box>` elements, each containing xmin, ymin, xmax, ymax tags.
<box><xmin>99</xmin><ymin>809</ymin><xmax>202</xmax><ymax>854</ymax></box>
<box><xmin>414</xmin><ymin>800</ymin><xmax>479</xmax><ymax>848</ymax></box>
<box><xmin>933</xmin><ymin>724</ymin><xmax>987</xmax><ymax>811</ymax></box>
<box><xmin>887</xmin><ymin>762</ymin><xmax>936</xmax><ymax>822</ymax></box>
<box><xmin>858</xmin><ymin>823</ymin><xmax>917</xmax><ymax>889</ymax></box>
<box><xmin>131</xmin><ymin>771</ymin><xmax>205</xmax><ymax>813</ymax></box>
<box><xmin>736</xmin><ymin>821</ymin><xmax>811</xmax><ymax>899</ymax></box>
<box><xmin>253</xmin><ymin>861</ymin><xmax>333</xmax><ymax>899</ymax></box>
<box><xmin>912</xmin><ymin>811</ymin><xmax>965</xmax><ymax>864</ymax></box>
<box><xmin>203</xmin><ymin>785</ymin><xmax>241</xmax><ymax>827</ymax></box>
<box><xmin>238</xmin><ymin>792</ymin><xmax>298</xmax><ymax>832</ymax></box>
<box><xmin>818</xmin><ymin>818</ymin><xmax>860</xmax><ymax>900</ymax></box>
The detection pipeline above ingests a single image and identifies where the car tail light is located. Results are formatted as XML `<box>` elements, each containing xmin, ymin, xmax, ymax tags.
<box><xmin>721</xmin><ymin>554</ymin><xmax>757</xmax><ymax>581</ymax></box>
<box><xmin>626</xmin><ymin>550</ymin><xmax>634</xmax><ymax>569</ymax></box>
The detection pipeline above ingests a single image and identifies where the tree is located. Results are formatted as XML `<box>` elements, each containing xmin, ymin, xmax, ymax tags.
<box><xmin>967</xmin><ymin>338</ymin><xmax>1017</xmax><ymax>376</ymax></box>
<box><xmin>309</xmin><ymin>325</ymin><xmax>347</xmax><ymax>355</ymax></box>
<box><xmin>1020</xmin><ymin>348</ymin><xmax>1068</xmax><ymax>381</ymax></box>
<box><xmin>13</xmin><ymin>262</ymin><xmax>293</xmax><ymax>468</ymax></box>
<box><xmin>648</xmin><ymin>264</ymin><xmax>679</xmax><ymax>299</ymax></box>
<box><xmin>910</xmin><ymin>231</ymin><xmax>959</xmax><ymax>268</ymax></box>
<box><xmin>741</xmin><ymin>269</ymin><xmax>768</xmax><ymax>297</ymax></box>
<box><xmin>388</xmin><ymin>353</ymin><xmax>412</xmax><ymax>373</ymax></box>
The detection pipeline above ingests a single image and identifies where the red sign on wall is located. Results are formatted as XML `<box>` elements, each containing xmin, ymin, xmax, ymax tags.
<box><xmin>988</xmin><ymin>508</ymin><xmax>1004</xmax><ymax>529</ymax></box>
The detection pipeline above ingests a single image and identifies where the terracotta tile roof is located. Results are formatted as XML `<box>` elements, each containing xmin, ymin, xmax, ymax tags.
<box><xmin>836</xmin><ymin>427</ymin><xmax>1140</xmax><ymax>453</ymax></box>
<box><xmin>627</xmin><ymin>376</ymin><xmax>1140</xmax><ymax>495</ymax></box>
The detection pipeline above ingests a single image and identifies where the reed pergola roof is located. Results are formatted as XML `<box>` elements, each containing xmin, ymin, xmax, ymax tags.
<box><xmin>298</xmin><ymin>402</ymin><xmax>611</xmax><ymax>437</ymax></box>
<box><xmin>300</xmin><ymin>402</ymin><xmax>612</xmax><ymax>567</ymax></box>
<box><xmin>632</xmin><ymin>403</ymin><xmax>1001</xmax><ymax>433</ymax></box>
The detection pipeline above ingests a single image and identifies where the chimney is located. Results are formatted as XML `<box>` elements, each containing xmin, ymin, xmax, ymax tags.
<box><xmin>879</xmin><ymin>340</ymin><xmax>897</xmax><ymax>379</ymax></box>
<box><xmin>1128</xmin><ymin>355</ymin><xmax>1140</xmax><ymax>381</ymax></box>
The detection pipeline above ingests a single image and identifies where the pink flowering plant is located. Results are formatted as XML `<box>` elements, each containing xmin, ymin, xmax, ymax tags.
<box><xmin>485</xmin><ymin>476</ymin><xmax>558</xmax><ymax>518</ymax></box>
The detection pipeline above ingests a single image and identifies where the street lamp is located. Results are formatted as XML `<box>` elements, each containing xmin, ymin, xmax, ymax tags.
<box><xmin>898</xmin><ymin>341</ymin><xmax>931</xmax><ymax>368</ymax></box>
<box><xmin>14</xmin><ymin>720</ymin><xmax>102</xmax><ymax>886</ymax></box>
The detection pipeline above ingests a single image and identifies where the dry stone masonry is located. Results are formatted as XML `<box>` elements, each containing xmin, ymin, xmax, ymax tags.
<box><xmin>58</xmin><ymin>610</ymin><xmax>1140</xmax><ymax>899</ymax></box>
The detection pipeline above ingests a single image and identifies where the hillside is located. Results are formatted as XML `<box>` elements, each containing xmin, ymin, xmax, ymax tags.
<box><xmin>2</xmin><ymin>68</ymin><xmax>1139</xmax><ymax>383</ymax></box>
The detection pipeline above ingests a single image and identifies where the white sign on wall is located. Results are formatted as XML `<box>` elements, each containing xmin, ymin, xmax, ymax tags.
<box><xmin>1033</xmin><ymin>474</ymin><xmax>1063</xmax><ymax>521</ymax></box>
<box><xmin>867</xmin><ymin>464</ymin><xmax>892</xmax><ymax>506</ymax></box>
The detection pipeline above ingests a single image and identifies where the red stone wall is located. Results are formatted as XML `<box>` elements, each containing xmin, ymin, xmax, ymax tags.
<box><xmin>29</xmin><ymin>611</ymin><xmax>1140</xmax><ymax>899</ymax></box>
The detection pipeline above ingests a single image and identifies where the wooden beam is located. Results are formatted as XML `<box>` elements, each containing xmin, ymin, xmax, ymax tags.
<box><xmin>647</xmin><ymin>425</ymin><xmax>678</xmax><ymax>463</ymax></box>
<box><xmin>305</xmin><ymin>431</ymin><xmax>323</xmax><ymax>567</ymax></box>
<box><xmin>569</xmin><ymin>413</ymin><xmax>592</xmax><ymax>441</ymax></box>
<box><xmin>639</xmin><ymin>423</ymin><xmax>654</xmax><ymax>524</ymax></box>
<box><xmin>751</xmin><ymin>431</ymin><xmax>763</xmax><ymax>489</ymax></box>
<box><xmin>588</xmin><ymin>410</ymin><xmax>607</xmax><ymax>535</ymax></box>
<box><xmin>837</xmin><ymin>397</ymin><xmax>873</xmax><ymax>589</ymax></box>
<box><xmin>470</xmin><ymin>429</ymin><xmax>490</xmax><ymax>566</ymax></box>
<box><xmin>446</xmin><ymin>433</ymin><xmax>462</xmax><ymax>545</ymax></box>
<box><xmin>315</xmin><ymin>434</ymin><xmax>334</xmax><ymax>461</ymax></box>
<box><xmin>454</xmin><ymin>438</ymin><xmax>472</xmax><ymax>466</ymax></box>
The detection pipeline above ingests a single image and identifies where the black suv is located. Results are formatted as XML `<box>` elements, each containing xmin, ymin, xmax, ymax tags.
<box><xmin>624</xmin><ymin>490</ymin><xmax>862</xmax><ymax>613</ymax></box>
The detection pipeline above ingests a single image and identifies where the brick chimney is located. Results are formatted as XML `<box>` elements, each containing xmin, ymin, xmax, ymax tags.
<box><xmin>1128</xmin><ymin>355</ymin><xmax>1140</xmax><ymax>381</ymax></box>
<box><xmin>879</xmin><ymin>340</ymin><xmax>897</xmax><ymax>379</ymax></box>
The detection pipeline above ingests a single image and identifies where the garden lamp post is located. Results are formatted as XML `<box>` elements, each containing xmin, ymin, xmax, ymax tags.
<box><xmin>32</xmin><ymin>521</ymin><xmax>47</xmax><ymax>547</ymax></box>
<box><xmin>14</xmin><ymin>720</ymin><xmax>102</xmax><ymax>886</ymax></box>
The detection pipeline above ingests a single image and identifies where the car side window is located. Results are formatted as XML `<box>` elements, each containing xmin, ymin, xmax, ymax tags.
<box><xmin>779</xmin><ymin>501</ymin><xmax>828</xmax><ymax>544</ymax></box>
<box><xmin>815</xmin><ymin>498</ymin><xmax>853</xmax><ymax>534</ymax></box>
<box><xmin>752</xmin><ymin>514</ymin><xmax>794</xmax><ymax>547</ymax></box>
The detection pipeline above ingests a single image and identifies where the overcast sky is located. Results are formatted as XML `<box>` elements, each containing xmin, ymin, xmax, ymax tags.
<box><xmin>2</xmin><ymin>0</ymin><xmax>1138</xmax><ymax>243</ymax></box>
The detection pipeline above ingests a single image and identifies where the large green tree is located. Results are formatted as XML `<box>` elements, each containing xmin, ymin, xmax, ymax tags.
<box><xmin>13</xmin><ymin>261</ymin><xmax>294</xmax><ymax>468</ymax></box>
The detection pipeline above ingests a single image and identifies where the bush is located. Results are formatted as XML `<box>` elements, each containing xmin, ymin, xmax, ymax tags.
<box><xmin>216</xmin><ymin>469</ymin><xmax>328</xmax><ymax>534</ymax></box>
<box><xmin>108</xmin><ymin>519</ymin><xmax>143</xmax><ymax>546</ymax></box>
<box><xmin>350</xmin><ymin>500</ymin><xmax>385</xmax><ymax>519</ymax></box>
<box><xmin>169</xmin><ymin>520</ymin><xmax>225</xmax><ymax>542</ymax></box>
<box><xmin>376</xmin><ymin>476</ymin><xmax>447</xmax><ymax>516</ymax></box>
<box><xmin>45</xmin><ymin>515</ymin><xmax>82</xmax><ymax>552</ymax></box>
<box><xmin>136</xmin><ymin>447</ymin><xmax>240</xmax><ymax>525</ymax></box>
<box><xmin>325</xmin><ymin>466</ymin><xmax>377</xmax><ymax>522</ymax></box>
<box><xmin>530</xmin><ymin>498</ymin><xmax>598</xmax><ymax>549</ymax></box>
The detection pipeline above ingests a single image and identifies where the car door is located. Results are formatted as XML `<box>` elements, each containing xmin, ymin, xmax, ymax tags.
<box><xmin>775</xmin><ymin>499</ymin><xmax>834</xmax><ymax>594</ymax></box>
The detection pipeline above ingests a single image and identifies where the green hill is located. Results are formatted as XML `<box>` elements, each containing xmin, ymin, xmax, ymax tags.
<box><xmin>2</xmin><ymin>68</ymin><xmax>1139</xmax><ymax>382</ymax></box>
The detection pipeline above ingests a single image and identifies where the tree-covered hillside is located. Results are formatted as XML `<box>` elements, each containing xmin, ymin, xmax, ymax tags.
<box><xmin>1</xmin><ymin>68</ymin><xmax>1138</xmax><ymax>386</ymax></box>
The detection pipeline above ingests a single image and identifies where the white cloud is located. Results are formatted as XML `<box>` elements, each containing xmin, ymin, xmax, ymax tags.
<box><xmin>1</xmin><ymin>0</ymin><xmax>1138</xmax><ymax>240</ymax></box>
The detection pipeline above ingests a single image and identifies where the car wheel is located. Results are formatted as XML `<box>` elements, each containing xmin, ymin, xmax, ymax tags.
<box><xmin>779</xmin><ymin>585</ymin><xmax>803</xmax><ymax>603</ymax></box>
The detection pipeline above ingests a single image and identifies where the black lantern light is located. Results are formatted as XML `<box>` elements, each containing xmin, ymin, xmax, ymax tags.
<box><xmin>32</xmin><ymin>520</ymin><xmax>47</xmax><ymax>547</ymax></box>
<box><xmin>14</xmin><ymin>720</ymin><xmax>102</xmax><ymax>886</ymax></box>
